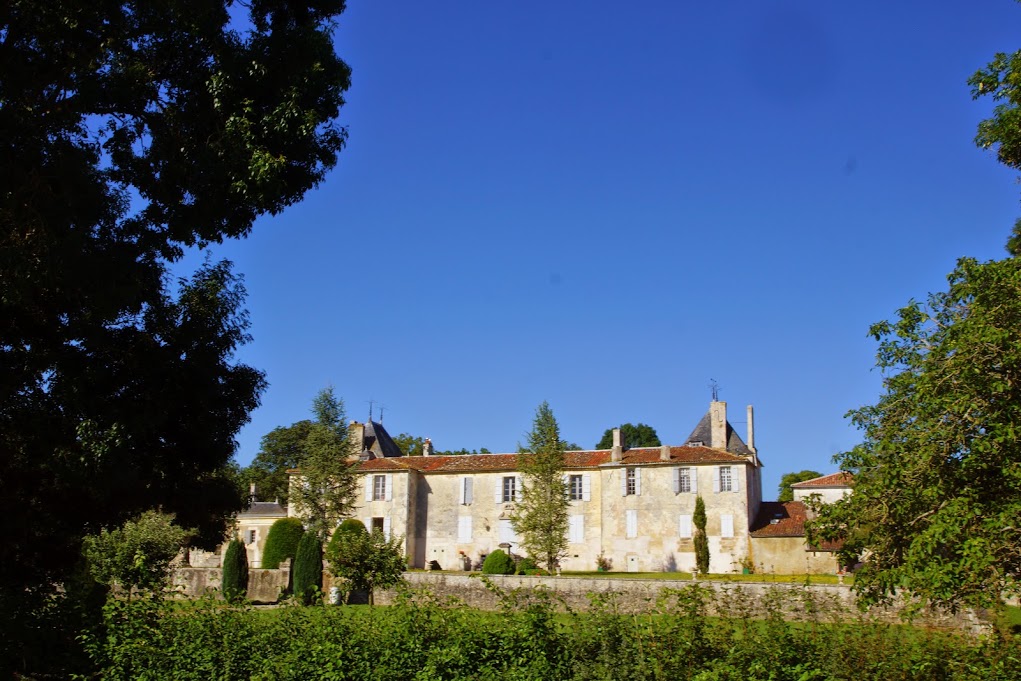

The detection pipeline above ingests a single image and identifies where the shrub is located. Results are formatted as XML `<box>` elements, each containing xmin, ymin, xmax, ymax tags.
<box><xmin>221</xmin><ymin>539</ymin><xmax>249</xmax><ymax>602</ymax></box>
<box><xmin>292</xmin><ymin>533</ymin><xmax>323</xmax><ymax>605</ymax></box>
<box><xmin>516</xmin><ymin>556</ymin><xmax>537</xmax><ymax>575</ymax></box>
<box><xmin>261</xmin><ymin>518</ymin><xmax>305</xmax><ymax>569</ymax></box>
<box><xmin>482</xmin><ymin>549</ymin><xmax>515</xmax><ymax>575</ymax></box>
<box><xmin>326</xmin><ymin>518</ymin><xmax>367</xmax><ymax>560</ymax></box>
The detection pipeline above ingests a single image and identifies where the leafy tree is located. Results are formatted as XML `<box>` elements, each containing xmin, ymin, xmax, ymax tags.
<box><xmin>693</xmin><ymin>496</ymin><xmax>709</xmax><ymax>574</ymax></box>
<box><xmin>777</xmin><ymin>470</ymin><xmax>823</xmax><ymax>503</ymax></box>
<box><xmin>482</xmin><ymin>549</ymin><xmax>516</xmax><ymax>575</ymax></box>
<box><xmin>221</xmin><ymin>538</ymin><xmax>249</xmax><ymax>603</ymax></box>
<box><xmin>245</xmin><ymin>421</ymin><xmax>313</xmax><ymax>505</ymax></box>
<box><xmin>809</xmin><ymin>228</ymin><xmax>1021</xmax><ymax>611</ymax></box>
<box><xmin>261</xmin><ymin>518</ymin><xmax>305</xmax><ymax>570</ymax></box>
<box><xmin>511</xmin><ymin>402</ymin><xmax>570</xmax><ymax>572</ymax></box>
<box><xmin>82</xmin><ymin>511</ymin><xmax>192</xmax><ymax>596</ymax></box>
<box><xmin>292</xmin><ymin>533</ymin><xmax>323</xmax><ymax>606</ymax></box>
<box><xmin>325</xmin><ymin>527</ymin><xmax>406</xmax><ymax>606</ymax></box>
<box><xmin>0</xmin><ymin>1</ymin><xmax>350</xmax><ymax>673</ymax></box>
<box><xmin>595</xmin><ymin>423</ymin><xmax>661</xmax><ymax>450</ymax></box>
<box><xmin>290</xmin><ymin>388</ymin><xmax>360</xmax><ymax>541</ymax></box>
<box><xmin>393</xmin><ymin>432</ymin><xmax>427</xmax><ymax>457</ymax></box>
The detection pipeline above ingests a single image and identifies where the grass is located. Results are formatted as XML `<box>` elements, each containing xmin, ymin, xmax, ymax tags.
<box><xmin>421</xmin><ymin>569</ymin><xmax>853</xmax><ymax>585</ymax></box>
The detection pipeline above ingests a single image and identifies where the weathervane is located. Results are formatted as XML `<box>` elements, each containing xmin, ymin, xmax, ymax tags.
<box><xmin>709</xmin><ymin>379</ymin><xmax>719</xmax><ymax>402</ymax></box>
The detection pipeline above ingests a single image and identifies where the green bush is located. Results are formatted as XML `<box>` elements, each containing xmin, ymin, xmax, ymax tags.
<box><xmin>221</xmin><ymin>539</ymin><xmax>249</xmax><ymax>603</ymax></box>
<box><xmin>261</xmin><ymin>518</ymin><xmax>305</xmax><ymax>570</ymax></box>
<box><xmin>292</xmin><ymin>533</ymin><xmax>323</xmax><ymax>605</ymax></box>
<box><xmin>326</xmin><ymin>518</ymin><xmax>367</xmax><ymax>558</ymax></box>
<box><xmin>516</xmin><ymin>556</ymin><xmax>537</xmax><ymax>575</ymax></box>
<box><xmin>482</xmin><ymin>549</ymin><xmax>515</xmax><ymax>575</ymax></box>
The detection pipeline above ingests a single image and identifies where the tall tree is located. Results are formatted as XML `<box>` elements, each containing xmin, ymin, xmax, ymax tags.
<box><xmin>291</xmin><ymin>388</ymin><xmax>359</xmax><ymax>541</ymax></box>
<box><xmin>595</xmin><ymin>423</ymin><xmax>661</xmax><ymax>450</ymax></box>
<box><xmin>0</xmin><ymin>2</ymin><xmax>350</xmax><ymax>672</ymax></box>
<box><xmin>245</xmin><ymin>420</ymin><xmax>314</xmax><ymax>505</ymax></box>
<box><xmin>809</xmin><ymin>233</ymin><xmax>1021</xmax><ymax>611</ymax></box>
<box><xmin>693</xmin><ymin>495</ymin><xmax>709</xmax><ymax>575</ymax></box>
<box><xmin>512</xmin><ymin>402</ymin><xmax>570</xmax><ymax>572</ymax></box>
<box><xmin>777</xmin><ymin>470</ymin><xmax>823</xmax><ymax>503</ymax></box>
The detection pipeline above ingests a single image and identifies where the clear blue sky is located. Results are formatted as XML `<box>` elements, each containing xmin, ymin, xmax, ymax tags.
<box><xmin>181</xmin><ymin>0</ymin><xmax>1021</xmax><ymax>499</ymax></box>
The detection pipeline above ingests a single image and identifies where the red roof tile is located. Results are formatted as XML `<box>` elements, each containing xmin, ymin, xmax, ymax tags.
<box><xmin>750</xmin><ymin>501</ymin><xmax>842</xmax><ymax>551</ymax></box>
<box><xmin>790</xmin><ymin>471</ymin><xmax>854</xmax><ymax>488</ymax></box>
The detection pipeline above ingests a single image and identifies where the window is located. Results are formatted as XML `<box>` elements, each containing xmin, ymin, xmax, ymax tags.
<box><xmin>569</xmin><ymin>475</ymin><xmax>583</xmax><ymax>500</ymax></box>
<box><xmin>622</xmin><ymin>467</ymin><xmax>641</xmax><ymax>496</ymax></box>
<box><xmin>373</xmin><ymin>475</ymin><xmax>387</xmax><ymax>501</ymax></box>
<box><xmin>569</xmin><ymin>515</ymin><xmax>585</xmax><ymax>543</ymax></box>
<box><xmin>502</xmin><ymin>476</ymin><xmax>516</xmax><ymax>503</ymax></box>
<box><xmin>626</xmin><ymin>468</ymin><xmax>636</xmax><ymax>495</ymax></box>
<box><xmin>247</xmin><ymin>529</ymin><xmax>257</xmax><ymax>545</ymax></box>
<box><xmin>371</xmin><ymin>517</ymin><xmax>385</xmax><ymax>534</ymax></box>
<box><xmin>365</xmin><ymin>473</ymin><xmax>393</xmax><ymax>501</ymax></box>
<box><xmin>719</xmin><ymin>466</ymin><xmax>732</xmax><ymax>492</ymax></box>
<box><xmin>679</xmin><ymin>514</ymin><xmax>693</xmax><ymax>539</ymax></box>
<box><xmin>625</xmin><ymin>509</ymin><xmax>638</xmax><ymax>538</ymax></box>
<box><xmin>673</xmin><ymin>466</ymin><xmax>696</xmax><ymax>494</ymax></box>
<box><xmin>721</xmin><ymin>514</ymin><xmax>734</xmax><ymax>538</ymax></box>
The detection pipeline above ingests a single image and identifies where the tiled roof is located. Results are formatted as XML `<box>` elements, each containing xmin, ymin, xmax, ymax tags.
<box><xmin>240</xmin><ymin>501</ymin><xmax>287</xmax><ymax>518</ymax></box>
<box><xmin>749</xmin><ymin>501</ymin><xmax>841</xmax><ymax>551</ymax></box>
<box><xmin>790</xmin><ymin>471</ymin><xmax>854</xmax><ymax>488</ymax></box>
<box><xmin>353</xmin><ymin>445</ymin><xmax>750</xmax><ymax>474</ymax></box>
<box><xmin>685</xmin><ymin>412</ymin><xmax>754</xmax><ymax>456</ymax></box>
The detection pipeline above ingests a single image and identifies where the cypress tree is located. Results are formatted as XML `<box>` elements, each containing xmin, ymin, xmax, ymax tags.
<box><xmin>693</xmin><ymin>495</ymin><xmax>710</xmax><ymax>575</ymax></box>
<box><xmin>292</xmin><ymin>532</ymin><xmax>323</xmax><ymax>605</ymax></box>
<box><xmin>262</xmin><ymin>518</ymin><xmax>305</xmax><ymax>570</ymax></box>
<box><xmin>221</xmin><ymin>539</ymin><xmax>249</xmax><ymax>603</ymax></box>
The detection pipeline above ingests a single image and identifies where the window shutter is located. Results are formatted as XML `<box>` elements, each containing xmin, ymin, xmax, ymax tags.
<box><xmin>582</xmin><ymin>474</ymin><xmax>591</xmax><ymax>501</ymax></box>
<box><xmin>383</xmin><ymin>516</ymin><xmax>392</xmax><ymax>540</ymax></box>
<box><xmin>712</xmin><ymin>467</ymin><xmax>721</xmax><ymax>493</ymax></box>
<box><xmin>458</xmin><ymin>515</ymin><xmax>472</xmax><ymax>542</ymax></box>
<box><xmin>459</xmin><ymin>477</ymin><xmax>466</xmax><ymax>505</ymax></box>
<box><xmin>364</xmin><ymin>517</ymin><xmax>372</xmax><ymax>532</ymax></box>
<box><xmin>679</xmin><ymin>514</ymin><xmax>692</xmax><ymax>538</ymax></box>
<box><xmin>672</xmin><ymin>467</ymin><xmax>681</xmax><ymax>494</ymax></box>
<box><xmin>569</xmin><ymin>515</ymin><xmax>584</xmax><ymax>543</ymax></box>
<box><xmin>626</xmin><ymin>509</ymin><xmax>638</xmax><ymax>538</ymax></box>
<box><xmin>732</xmin><ymin>468</ymin><xmax>740</xmax><ymax>493</ymax></box>
<box><xmin>514</xmin><ymin>475</ymin><xmax>523</xmax><ymax>502</ymax></box>
<box><xmin>562</xmin><ymin>473</ymin><xmax>570</xmax><ymax>499</ymax></box>
<box><xmin>621</xmin><ymin>470</ymin><xmax>627</xmax><ymax>496</ymax></box>
<box><xmin>465</xmin><ymin>477</ymin><xmax>473</xmax><ymax>505</ymax></box>
<box><xmin>721</xmin><ymin>514</ymin><xmax>734</xmax><ymax>538</ymax></box>
<box><xmin>495</xmin><ymin>477</ymin><xmax>504</xmax><ymax>504</ymax></box>
<box><xmin>635</xmin><ymin>468</ymin><xmax>642</xmax><ymax>496</ymax></box>
<box><xmin>691</xmin><ymin>467</ymin><xmax>698</xmax><ymax>492</ymax></box>
<box><xmin>385</xmin><ymin>474</ymin><xmax>393</xmax><ymax>501</ymax></box>
<box><xmin>365</xmin><ymin>476</ymin><xmax>373</xmax><ymax>501</ymax></box>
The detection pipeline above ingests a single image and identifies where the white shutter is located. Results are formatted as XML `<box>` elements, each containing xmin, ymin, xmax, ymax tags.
<box><xmin>733</xmin><ymin>468</ymin><xmax>740</xmax><ymax>493</ymax></box>
<box><xmin>365</xmin><ymin>476</ymin><xmax>373</xmax><ymax>501</ymax></box>
<box><xmin>569</xmin><ymin>515</ymin><xmax>584</xmax><ymax>543</ymax></box>
<box><xmin>672</xmin><ymin>467</ymin><xmax>681</xmax><ymax>494</ymax></box>
<box><xmin>721</xmin><ymin>514</ymin><xmax>734</xmax><ymax>538</ymax></box>
<box><xmin>712</xmin><ymin>467</ymin><xmax>721</xmax><ymax>493</ymax></box>
<box><xmin>582</xmin><ymin>474</ymin><xmax>591</xmax><ymax>501</ymax></box>
<box><xmin>458</xmin><ymin>515</ymin><xmax>472</xmax><ymax>542</ymax></box>
<box><xmin>459</xmin><ymin>477</ymin><xmax>466</xmax><ymax>505</ymax></box>
<box><xmin>691</xmin><ymin>467</ymin><xmax>698</xmax><ymax>493</ymax></box>
<box><xmin>514</xmin><ymin>475</ymin><xmax>523</xmax><ymax>502</ymax></box>
<box><xmin>679</xmin><ymin>514</ymin><xmax>692</xmax><ymax>538</ymax></box>
<box><xmin>621</xmin><ymin>469</ymin><xmax>627</xmax><ymax>496</ymax></box>
<box><xmin>385</xmin><ymin>474</ymin><xmax>393</xmax><ymax>501</ymax></box>
<box><xmin>465</xmin><ymin>477</ymin><xmax>474</xmax><ymax>505</ymax></box>
<box><xmin>626</xmin><ymin>509</ymin><xmax>638</xmax><ymax>538</ymax></box>
<box><xmin>634</xmin><ymin>468</ymin><xmax>642</xmax><ymax>496</ymax></box>
<box><xmin>364</xmin><ymin>517</ymin><xmax>372</xmax><ymax>533</ymax></box>
<box><xmin>495</xmin><ymin>477</ymin><xmax>504</xmax><ymax>504</ymax></box>
<box><xmin>383</xmin><ymin>516</ymin><xmax>392</xmax><ymax>540</ymax></box>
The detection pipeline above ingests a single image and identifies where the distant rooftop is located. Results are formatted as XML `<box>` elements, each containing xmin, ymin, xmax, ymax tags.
<box><xmin>790</xmin><ymin>471</ymin><xmax>853</xmax><ymax>488</ymax></box>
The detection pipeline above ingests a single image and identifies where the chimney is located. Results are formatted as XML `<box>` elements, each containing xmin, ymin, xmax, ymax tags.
<box><xmin>659</xmin><ymin>444</ymin><xmax>671</xmax><ymax>461</ymax></box>
<box><xmin>347</xmin><ymin>421</ymin><xmax>366</xmax><ymax>460</ymax></box>
<box><xmin>423</xmin><ymin>438</ymin><xmax>433</xmax><ymax>456</ymax></box>
<box><xmin>610</xmin><ymin>427</ymin><xmax>623</xmax><ymax>462</ymax></box>
<box><xmin>249</xmin><ymin>482</ymin><xmax>256</xmax><ymax>501</ymax></box>
<box><xmin>746</xmin><ymin>405</ymin><xmax>756</xmax><ymax>454</ymax></box>
<box><xmin>710</xmin><ymin>401</ymin><xmax>727</xmax><ymax>450</ymax></box>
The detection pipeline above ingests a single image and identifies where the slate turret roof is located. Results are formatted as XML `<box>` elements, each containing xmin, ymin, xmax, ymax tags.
<box><xmin>684</xmin><ymin>412</ymin><xmax>754</xmax><ymax>456</ymax></box>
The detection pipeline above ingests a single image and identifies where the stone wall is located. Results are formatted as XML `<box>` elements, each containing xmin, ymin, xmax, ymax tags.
<box><xmin>173</xmin><ymin>567</ymin><xmax>290</xmax><ymax>604</ymax></box>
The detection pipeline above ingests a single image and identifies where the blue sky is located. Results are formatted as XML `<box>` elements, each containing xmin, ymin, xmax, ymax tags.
<box><xmin>184</xmin><ymin>0</ymin><xmax>1021</xmax><ymax>499</ymax></box>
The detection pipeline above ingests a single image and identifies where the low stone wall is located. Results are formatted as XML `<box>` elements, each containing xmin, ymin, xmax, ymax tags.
<box><xmin>173</xmin><ymin>567</ymin><xmax>289</xmax><ymax>604</ymax></box>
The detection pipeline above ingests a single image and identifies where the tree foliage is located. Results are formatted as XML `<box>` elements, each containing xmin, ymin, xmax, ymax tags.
<box><xmin>777</xmin><ymin>470</ymin><xmax>823</xmax><ymax>503</ymax></box>
<box><xmin>693</xmin><ymin>496</ymin><xmax>709</xmax><ymax>574</ymax></box>
<box><xmin>82</xmin><ymin>511</ymin><xmax>191</xmax><ymax>595</ymax></box>
<box><xmin>292</xmin><ymin>533</ymin><xmax>323</xmax><ymax>606</ymax></box>
<box><xmin>261</xmin><ymin>517</ymin><xmax>305</xmax><ymax>570</ymax></box>
<box><xmin>290</xmin><ymin>388</ymin><xmax>360</xmax><ymax>541</ymax></box>
<box><xmin>325</xmin><ymin>526</ymin><xmax>405</xmax><ymax>605</ymax></box>
<box><xmin>595</xmin><ymin>423</ymin><xmax>661</xmax><ymax>450</ymax></box>
<box><xmin>809</xmin><ymin>230</ymin><xmax>1021</xmax><ymax>610</ymax></box>
<box><xmin>221</xmin><ymin>538</ymin><xmax>249</xmax><ymax>603</ymax></box>
<box><xmin>245</xmin><ymin>421</ymin><xmax>313</xmax><ymax>505</ymax></box>
<box><xmin>482</xmin><ymin>549</ymin><xmax>517</xmax><ymax>575</ymax></box>
<box><xmin>511</xmin><ymin>402</ymin><xmax>570</xmax><ymax>572</ymax></box>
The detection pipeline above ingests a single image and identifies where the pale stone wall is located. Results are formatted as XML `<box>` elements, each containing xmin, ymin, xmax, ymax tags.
<box><xmin>172</xmin><ymin>567</ymin><xmax>289</xmax><ymax>603</ymax></box>
<box><xmin>353</xmin><ymin>470</ymin><xmax>412</xmax><ymax>553</ymax></box>
<box><xmin>748</xmin><ymin>536</ymin><xmax>840</xmax><ymax>575</ymax></box>
<box><xmin>793</xmin><ymin>487</ymin><xmax>850</xmax><ymax>504</ymax></box>
<box><xmin>233</xmin><ymin>516</ymin><xmax>281</xmax><ymax>568</ymax></box>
